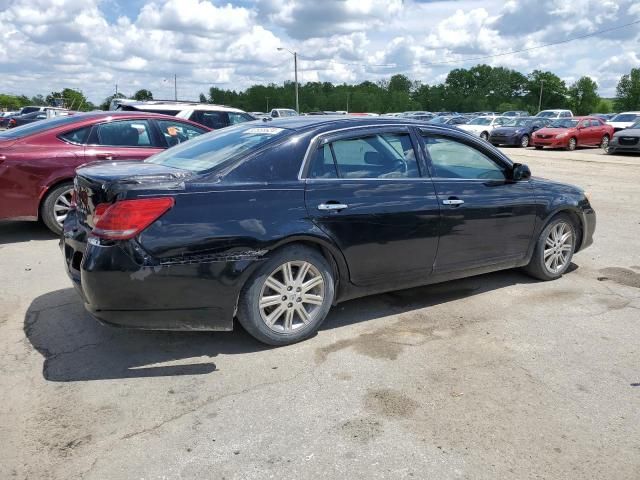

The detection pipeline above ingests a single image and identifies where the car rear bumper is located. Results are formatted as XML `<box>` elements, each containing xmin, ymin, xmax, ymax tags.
<box><xmin>61</xmin><ymin>210</ymin><xmax>261</xmax><ymax>331</ymax></box>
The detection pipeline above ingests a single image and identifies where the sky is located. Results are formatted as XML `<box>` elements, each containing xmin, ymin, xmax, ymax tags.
<box><xmin>1</xmin><ymin>0</ymin><xmax>639</xmax><ymax>104</ymax></box>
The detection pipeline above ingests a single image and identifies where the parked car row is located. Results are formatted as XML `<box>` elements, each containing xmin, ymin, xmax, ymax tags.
<box><xmin>0</xmin><ymin>106</ymin><xmax>71</xmax><ymax>129</ymax></box>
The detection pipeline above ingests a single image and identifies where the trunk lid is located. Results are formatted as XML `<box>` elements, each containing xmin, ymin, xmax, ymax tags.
<box><xmin>75</xmin><ymin>160</ymin><xmax>192</xmax><ymax>228</ymax></box>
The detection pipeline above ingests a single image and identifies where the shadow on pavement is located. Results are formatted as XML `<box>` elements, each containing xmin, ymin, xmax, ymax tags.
<box><xmin>24</xmin><ymin>268</ymin><xmax>548</xmax><ymax>382</ymax></box>
<box><xmin>0</xmin><ymin>220</ymin><xmax>57</xmax><ymax>245</ymax></box>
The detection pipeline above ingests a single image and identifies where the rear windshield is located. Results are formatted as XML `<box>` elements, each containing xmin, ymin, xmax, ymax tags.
<box><xmin>0</xmin><ymin>114</ymin><xmax>86</xmax><ymax>138</ymax></box>
<box><xmin>146</xmin><ymin>124</ymin><xmax>292</xmax><ymax>173</ymax></box>
<box><xmin>536</xmin><ymin>111</ymin><xmax>560</xmax><ymax>118</ymax></box>
<box><xmin>503</xmin><ymin>118</ymin><xmax>535</xmax><ymax>127</ymax></box>
<box><xmin>610</xmin><ymin>113</ymin><xmax>640</xmax><ymax>122</ymax></box>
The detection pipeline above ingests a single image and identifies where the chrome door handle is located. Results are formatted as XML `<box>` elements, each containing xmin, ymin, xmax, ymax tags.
<box><xmin>318</xmin><ymin>203</ymin><xmax>348</xmax><ymax>211</ymax></box>
<box><xmin>442</xmin><ymin>199</ymin><xmax>464</xmax><ymax>205</ymax></box>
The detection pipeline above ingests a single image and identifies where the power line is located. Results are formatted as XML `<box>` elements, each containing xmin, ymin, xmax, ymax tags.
<box><xmin>300</xmin><ymin>19</ymin><xmax>640</xmax><ymax>70</ymax></box>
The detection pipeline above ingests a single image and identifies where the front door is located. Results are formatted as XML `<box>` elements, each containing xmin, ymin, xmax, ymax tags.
<box><xmin>419</xmin><ymin>130</ymin><xmax>537</xmax><ymax>273</ymax></box>
<box><xmin>84</xmin><ymin>119</ymin><xmax>161</xmax><ymax>162</ymax></box>
<box><xmin>304</xmin><ymin>127</ymin><xmax>441</xmax><ymax>286</ymax></box>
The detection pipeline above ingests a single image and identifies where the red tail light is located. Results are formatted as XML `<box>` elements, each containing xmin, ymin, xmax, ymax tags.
<box><xmin>92</xmin><ymin>197</ymin><xmax>174</xmax><ymax>240</ymax></box>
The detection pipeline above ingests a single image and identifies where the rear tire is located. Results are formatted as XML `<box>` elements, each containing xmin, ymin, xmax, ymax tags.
<box><xmin>41</xmin><ymin>182</ymin><xmax>74</xmax><ymax>235</ymax></box>
<box><xmin>480</xmin><ymin>132</ymin><xmax>489</xmax><ymax>141</ymax></box>
<box><xmin>566</xmin><ymin>137</ymin><xmax>577</xmax><ymax>151</ymax></box>
<box><xmin>237</xmin><ymin>245</ymin><xmax>335</xmax><ymax>346</ymax></box>
<box><xmin>520</xmin><ymin>134</ymin><xmax>530</xmax><ymax>148</ymax></box>
<box><xmin>600</xmin><ymin>134</ymin><xmax>610</xmax><ymax>151</ymax></box>
<box><xmin>523</xmin><ymin>214</ymin><xmax>576</xmax><ymax>281</ymax></box>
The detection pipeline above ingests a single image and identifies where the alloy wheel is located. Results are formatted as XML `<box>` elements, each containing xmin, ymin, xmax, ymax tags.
<box><xmin>601</xmin><ymin>135</ymin><xmax>609</xmax><ymax>151</ymax></box>
<box><xmin>53</xmin><ymin>188</ymin><xmax>74</xmax><ymax>227</ymax></box>
<box><xmin>543</xmin><ymin>222</ymin><xmax>574</xmax><ymax>274</ymax></box>
<box><xmin>568</xmin><ymin>138</ymin><xmax>576</xmax><ymax>151</ymax></box>
<box><xmin>259</xmin><ymin>261</ymin><xmax>325</xmax><ymax>333</ymax></box>
<box><xmin>521</xmin><ymin>135</ymin><xmax>529</xmax><ymax>147</ymax></box>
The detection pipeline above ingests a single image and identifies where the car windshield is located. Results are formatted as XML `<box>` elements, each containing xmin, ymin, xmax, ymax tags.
<box><xmin>0</xmin><ymin>114</ymin><xmax>87</xmax><ymax>138</ymax></box>
<box><xmin>429</xmin><ymin>116</ymin><xmax>448</xmax><ymax>124</ymax></box>
<box><xmin>146</xmin><ymin>124</ymin><xmax>292</xmax><ymax>173</ymax></box>
<box><xmin>549</xmin><ymin>119</ymin><xmax>578</xmax><ymax>128</ymax></box>
<box><xmin>502</xmin><ymin>118</ymin><xmax>533</xmax><ymax>127</ymax></box>
<box><xmin>467</xmin><ymin>117</ymin><xmax>492</xmax><ymax>125</ymax></box>
<box><xmin>630</xmin><ymin>120</ymin><xmax>640</xmax><ymax>129</ymax></box>
<box><xmin>536</xmin><ymin>111</ymin><xmax>559</xmax><ymax>118</ymax></box>
<box><xmin>610</xmin><ymin>113</ymin><xmax>640</xmax><ymax>122</ymax></box>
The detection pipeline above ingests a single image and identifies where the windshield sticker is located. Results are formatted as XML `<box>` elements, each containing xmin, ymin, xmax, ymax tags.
<box><xmin>244</xmin><ymin>127</ymin><xmax>284</xmax><ymax>135</ymax></box>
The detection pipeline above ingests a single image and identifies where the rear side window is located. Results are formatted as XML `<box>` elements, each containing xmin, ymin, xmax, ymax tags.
<box><xmin>193</xmin><ymin>111</ymin><xmax>228</xmax><ymax>129</ymax></box>
<box><xmin>308</xmin><ymin>144</ymin><xmax>338</xmax><ymax>179</ymax></box>
<box><xmin>228</xmin><ymin>112</ymin><xmax>254</xmax><ymax>125</ymax></box>
<box><xmin>96</xmin><ymin>120</ymin><xmax>152</xmax><ymax>147</ymax></box>
<box><xmin>590</xmin><ymin>119</ymin><xmax>602</xmax><ymax>127</ymax></box>
<box><xmin>59</xmin><ymin>126</ymin><xmax>91</xmax><ymax>144</ymax></box>
<box><xmin>423</xmin><ymin>135</ymin><xmax>506</xmax><ymax>180</ymax></box>
<box><xmin>321</xmin><ymin>133</ymin><xmax>419</xmax><ymax>179</ymax></box>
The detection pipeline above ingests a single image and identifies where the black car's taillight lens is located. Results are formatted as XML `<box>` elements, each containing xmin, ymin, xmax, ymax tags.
<box><xmin>92</xmin><ymin>197</ymin><xmax>174</xmax><ymax>240</ymax></box>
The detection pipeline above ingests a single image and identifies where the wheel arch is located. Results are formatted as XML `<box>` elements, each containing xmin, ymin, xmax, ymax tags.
<box><xmin>541</xmin><ymin>207</ymin><xmax>584</xmax><ymax>252</ymax></box>
<box><xmin>38</xmin><ymin>177</ymin><xmax>74</xmax><ymax>220</ymax></box>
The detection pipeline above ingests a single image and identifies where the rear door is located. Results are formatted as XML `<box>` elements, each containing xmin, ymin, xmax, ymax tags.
<box><xmin>419</xmin><ymin>129</ymin><xmax>537</xmax><ymax>273</ymax></box>
<box><xmin>304</xmin><ymin>126</ymin><xmax>441</xmax><ymax>286</ymax></box>
<box><xmin>84</xmin><ymin>119</ymin><xmax>161</xmax><ymax>162</ymax></box>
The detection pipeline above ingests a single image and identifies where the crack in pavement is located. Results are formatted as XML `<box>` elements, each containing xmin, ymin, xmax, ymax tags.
<box><xmin>119</xmin><ymin>368</ymin><xmax>308</xmax><ymax>442</ymax></box>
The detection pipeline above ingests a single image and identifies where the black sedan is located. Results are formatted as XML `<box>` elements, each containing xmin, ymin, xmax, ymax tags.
<box><xmin>607</xmin><ymin>120</ymin><xmax>640</xmax><ymax>154</ymax></box>
<box><xmin>489</xmin><ymin>117</ymin><xmax>551</xmax><ymax>147</ymax></box>
<box><xmin>62</xmin><ymin>117</ymin><xmax>595</xmax><ymax>345</ymax></box>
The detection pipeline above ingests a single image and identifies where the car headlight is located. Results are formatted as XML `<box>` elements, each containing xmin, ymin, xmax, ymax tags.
<box><xmin>555</xmin><ymin>133</ymin><xmax>568</xmax><ymax>139</ymax></box>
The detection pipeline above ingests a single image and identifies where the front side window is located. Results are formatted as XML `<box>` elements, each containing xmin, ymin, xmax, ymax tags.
<box><xmin>328</xmin><ymin>132</ymin><xmax>419</xmax><ymax>179</ymax></box>
<box><xmin>422</xmin><ymin>135</ymin><xmax>506</xmax><ymax>180</ymax></box>
<box><xmin>193</xmin><ymin>111</ymin><xmax>228</xmax><ymax>129</ymax></box>
<box><xmin>96</xmin><ymin>120</ymin><xmax>152</xmax><ymax>147</ymax></box>
<box><xmin>228</xmin><ymin>112</ymin><xmax>254</xmax><ymax>125</ymax></box>
<box><xmin>156</xmin><ymin>120</ymin><xmax>207</xmax><ymax>147</ymax></box>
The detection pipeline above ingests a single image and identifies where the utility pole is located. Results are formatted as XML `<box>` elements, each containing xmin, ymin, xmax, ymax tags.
<box><xmin>115</xmin><ymin>83</ymin><xmax>118</xmax><ymax>97</ymax></box>
<box><xmin>346</xmin><ymin>92</ymin><xmax>350</xmax><ymax>113</ymax></box>
<box><xmin>294</xmin><ymin>51</ymin><xmax>299</xmax><ymax>113</ymax></box>
<box><xmin>538</xmin><ymin>79</ymin><xmax>545</xmax><ymax>113</ymax></box>
<box><xmin>174</xmin><ymin>74</ymin><xmax>177</xmax><ymax>101</ymax></box>
<box><xmin>277</xmin><ymin>47</ymin><xmax>299</xmax><ymax>113</ymax></box>
<box><xmin>266</xmin><ymin>96</ymin><xmax>270</xmax><ymax>112</ymax></box>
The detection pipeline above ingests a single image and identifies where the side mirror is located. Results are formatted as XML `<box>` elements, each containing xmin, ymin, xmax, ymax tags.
<box><xmin>512</xmin><ymin>163</ymin><xmax>531</xmax><ymax>181</ymax></box>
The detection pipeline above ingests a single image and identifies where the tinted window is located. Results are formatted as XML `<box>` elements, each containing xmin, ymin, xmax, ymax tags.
<box><xmin>195</xmin><ymin>111</ymin><xmax>228</xmax><ymax>129</ymax></box>
<box><xmin>468</xmin><ymin>117</ymin><xmax>492</xmax><ymax>125</ymax></box>
<box><xmin>610</xmin><ymin>113</ymin><xmax>640</xmax><ymax>122</ymax></box>
<box><xmin>590</xmin><ymin>119</ymin><xmax>602</xmax><ymax>127</ymax></box>
<box><xmin>21</xmin><ymin>107</ymin><xmax>41</xmax><ymax>114</ymax></box>
<box><xmin>561</xmin><ymin>111</ymin><xmax>572</xmax><ymax>118</ymax></box>
<box><xmin>146</xmin><ymin>124</ymin><xmax>291</xmax><ymax>172</ymax></box>
<box><xmin>549</xmin><ymin>119</ymin><xmax>578</xmax><ymax>128</ymax></box>
<box><xmin>329</xmin><ymin>133</ymin><xmax>419</xmax><ymax>179</ymax></box>
<box><xmin>96</xmin><ymin>120</ymin><xmax>152</xmax><ymax>147</ymax></box>
<box><xmin>308</xmin><ymin>144</ymin><xmax>338</xmax><ymax>179</ymax></box>
<box><xmin>59</xmin><ymin>126</ymin><xmax>91</xmax><ymax>144</ymax></box>
<box><xmin>423</xmin><ymin>135</ymin><xmax>506</xmax><ymax>180</ymax></box>
<box><xmin>156</xmin><ymin>120</ymin><xmax>206</xmax><ymax>147</ymax></box>
<box><xmin>228</xmin><ymin>112</ymin><xmax>254</xmax><ymax>125</ymax></box>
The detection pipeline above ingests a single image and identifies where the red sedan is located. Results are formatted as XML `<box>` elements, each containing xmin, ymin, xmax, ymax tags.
<box><xmin>0</xmin><ymin>112</ymin><xmax>209</xmax><ymax>233</ymax></box>
<box><xmin>531</xmin><ymin>116</ymin><xmax>614</xmax><ymax>151</ymax></box>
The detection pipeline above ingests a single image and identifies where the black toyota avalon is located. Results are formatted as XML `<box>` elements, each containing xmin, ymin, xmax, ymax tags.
<box><xmin>62</xmin><ymin>116</ymin><xmax>595</xmax><ymax>345</ymax></box>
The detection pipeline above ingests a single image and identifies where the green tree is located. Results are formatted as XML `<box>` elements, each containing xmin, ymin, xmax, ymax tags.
<box><xmin>132</xmin><ymin>89</ymin><xmax>153</xmax><ymax>101</ymax></box>
<box><xmin>46</xmin><ymin>88</ymin><xmax>91</xmax><ymax>111</ymax></box>
<box><xmin>568</xmin><ymin>76</ymin><xmax>599</xmax><ymax>115</ymax></box>
<box><xmin>614</xmin><ymin>68</ymin><xmax>640</xmax><ymax>111</ymax></box>
<box><xmin>524</xmin><ymin>70</ymin><xmax>568</xmax><ymax>113</ymax></box>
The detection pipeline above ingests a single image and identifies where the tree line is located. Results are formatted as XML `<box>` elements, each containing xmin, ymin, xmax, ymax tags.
<box><xmin>2</xmin><ymin>66</ymin><xmax>639</xmax><ymax>116</ymax></box>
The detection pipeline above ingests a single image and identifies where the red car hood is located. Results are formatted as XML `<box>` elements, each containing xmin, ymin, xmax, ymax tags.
<box><xmin>535</xmin><ymin>127</ymin><xmax>575</xmax><ymax>135</ymax></box>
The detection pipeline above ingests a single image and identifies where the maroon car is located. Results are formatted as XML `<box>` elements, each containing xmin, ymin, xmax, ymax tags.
<box><xmin>0</xmin><ymin>111</ymin><xmax>209</xmax><ymax>233</ymax></box>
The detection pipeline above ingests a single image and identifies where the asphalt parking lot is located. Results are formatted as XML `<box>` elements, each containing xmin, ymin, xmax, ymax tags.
<box><xmin>1</xmin><ymin>147</ymin><xmax>639</xmax><ymax>480</ymax></box>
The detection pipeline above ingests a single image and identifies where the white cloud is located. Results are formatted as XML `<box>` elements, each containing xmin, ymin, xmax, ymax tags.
<box><xmin>0</xmin><ymin>0</ymin><xmax>638</xmax><ymax>103</ymax></box>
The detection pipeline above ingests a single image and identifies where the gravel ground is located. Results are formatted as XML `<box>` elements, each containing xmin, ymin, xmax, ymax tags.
<box><xmin>1</xmin><ymin>147</ymin><xmax>639</xmax><ymax>480</ymax></box>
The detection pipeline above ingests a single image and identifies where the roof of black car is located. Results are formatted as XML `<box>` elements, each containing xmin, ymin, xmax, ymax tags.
<box><xmin>262</xmin><ymin>115</ymin><xmax>423</xmax><ymax>131</ymax></box>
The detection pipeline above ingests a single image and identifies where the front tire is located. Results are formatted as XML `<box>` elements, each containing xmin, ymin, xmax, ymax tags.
<box><xmin>237</xmin><ymin>245</ymin><xmax>335</xmax><ymax>345</ymax></box>
<box><xmin>523</xmin><ymin>214</ymin><xmax>576</xmax><ymax>281</ymax></box>
<box><xmin>480</xmin><ymin>132</ymin><xmax>489</xmax><ymax>141</ymax></box>
<box><xmin>566</xmin><ymin>137</ymin><xmax>577</xmax><ymax>151</ymax></box>
<box><xmin>41</xmin><ymin>182</ymin><xmax>74</xmax><ymax>235</ymax></box>
<box><xmin>600</xmin><ymin>134</ymin><xmax>610</xmax><ymax>151</ymax></box>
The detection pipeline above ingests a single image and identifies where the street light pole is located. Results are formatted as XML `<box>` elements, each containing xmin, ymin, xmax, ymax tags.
<box><xmin>277</xmin><ymin>47</ymin><xmax>299</xmax><ymax>113</ymax></box>
<box><xmin>538</xmin><ymin>79</ymin><xmax>544</xmax><ymax>113</ymax></box>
